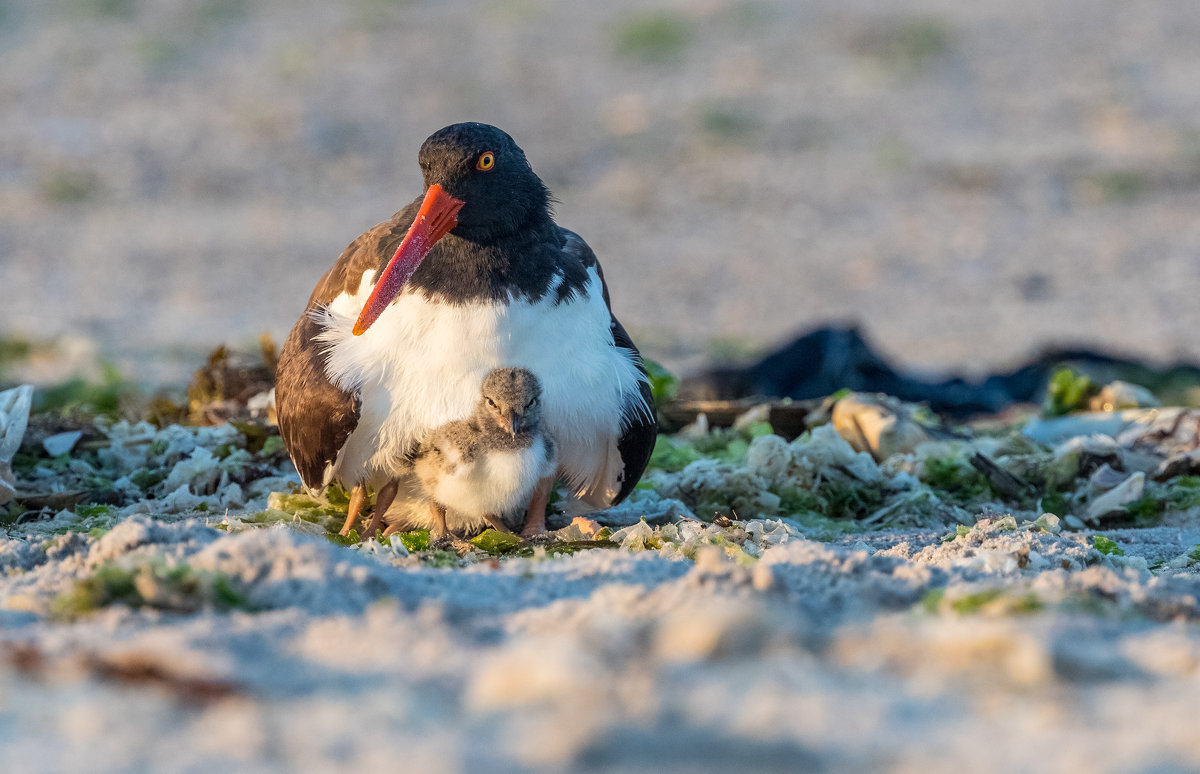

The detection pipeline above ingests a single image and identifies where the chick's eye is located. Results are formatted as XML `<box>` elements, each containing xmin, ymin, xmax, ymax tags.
<box><xmin>486</xmin><ymin>397</ymin><xmax>496</xmax><ymax>407</ymax></box>
<box><xmin>525</xmin><ymin>398</ymin><xmax>537</xmax><ymax>410</ymax></box>
<box><xmin>476</xmin><ymin>151</ymin><xmax>495</xmax><ymax>171</ymax></box>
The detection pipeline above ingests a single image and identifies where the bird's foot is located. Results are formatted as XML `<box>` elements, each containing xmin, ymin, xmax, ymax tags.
<box><xmin>430</xmin><ymin>532</ymin><xmax>474</xmax><ymax>556</ymax></box>
<box><xmin>519</xmin><ymin>518</ymin><xmax>546</xmax><ymax>540</ymax></box>
<box><xmin>521</xmin><ymin>531</ymin><xmax>550</xmax><ymax>546</ymax></box>
<box><xmin>481</xmin><ymin>513</ymin><xmax>514</xmax><ymax>534</ymax></box>
<box><xmin>359</xmin><ymin>517</ymin><xmax>383</xmax><ymax>542</ymax></box>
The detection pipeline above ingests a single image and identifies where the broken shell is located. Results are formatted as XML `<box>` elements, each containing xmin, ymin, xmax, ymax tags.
<box><xmin>1084</xmin><ymin>471</ymin><xmax>1145</xmax><ymax>523</ymax></box>
<box><xmin>1023</xmin><ymin>409</ymin><xmax>1158</xmax><ymax>445</ymax></box>
<box><xmin>831</xmin><ymin>392</ymin><xmax>931</xmax><ymax>461</ymax></box>
<box><xmin>0</xmin><ymin>385</ymin><xmax>35</xmax><ymax>505</ymax></box>
<box><xmin>796</xmin><ymin>423</ymin><xmax>883</xmax><ymax>484</ymax></box>
<box><xmin>1087</xmin><ymin>463</ymin><xmax>1129</xmax><ymax>499</ymax></box>
<box><xmin>42</xmin><ymin>430</ymin><xmax>83</xmax><ymax>458</ymax></box>
<box><xmin>1116</xmin><ymin>407</ymin><xmax>1200</xmax><ymax>458</ymax></box>
<box><xmin>1088</xmin><ymin>381</ymin><xmax>1160</xmax><ymax>413</ymax></box>
<box><xmin>571</xmin><ymin>516</ymin><xmax>600</xmax><ymax>536</ymax></box>
<box><xmin>1033</xmin><ymin>513</ymin><xmax>1062</xmax><ymax>534</ymax></box>
<box><xmin>1153</xmin><ymin>449</ymin><xmax>1200</xmax><ymax>482</ymax></box>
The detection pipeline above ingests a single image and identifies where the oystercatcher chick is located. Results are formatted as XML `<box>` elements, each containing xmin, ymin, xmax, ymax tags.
<box><xmin>392</xmin><ymin>368</ymin><xmax>556</xmax><ymax>545</ymax></box>
<box><xmin>274</xmin><ymin>122</ymin><xmax>657</xmax><ymax>538</ymax></box>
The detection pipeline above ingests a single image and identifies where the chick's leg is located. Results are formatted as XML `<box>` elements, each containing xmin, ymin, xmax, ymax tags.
<box><xmin>430</xmin><ymin>501</ymin><xmax>449</xmax><ymax>539</ymax></box>
<box><xmin>429</xmin><ymin>502</ymin><xmax>473</xmax><ymax>555</ymax></box>
<box><xmin>520</xmin><ymin>476</ymin><xmax>554</xmax><ymax>539</ymax></box>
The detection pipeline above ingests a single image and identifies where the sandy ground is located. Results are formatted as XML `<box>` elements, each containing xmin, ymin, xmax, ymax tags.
<box><xmin>3</xmin><ymin>514</ymin><xmax>1200</xmax><ymax>774</ymax></box>
<box><xmin>3</xmin><ymin>0</ymin><xmax>1200</xmax><ymax>382</ymax></box>
<box><xmin>4</xmin><ymin>3</ymin><xmax>1200</xmax><ymax>772</ymax></box>
<box><xmin>3</xmin><ymin>406</ymin><xmax>1200</xmax><ymax>773</ymax></box>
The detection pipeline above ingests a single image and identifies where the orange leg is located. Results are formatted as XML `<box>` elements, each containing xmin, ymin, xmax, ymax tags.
<box><xmin>520</xmin><ymin>476</ymin><xmax>554</xmax><ymax>539</ymax></box>
<box><xmin>338</xmin><ymin>485</ymin><xmax>368</xmax><ymax>536</ymax></box>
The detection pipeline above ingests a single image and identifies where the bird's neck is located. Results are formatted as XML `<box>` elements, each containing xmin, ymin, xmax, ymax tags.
<box><xmin>407</xmin><ymin>215</ymin><xmax>563</xmax><ymax>304</ymax></box>
<box><xmin>450</xmin><ymin>206</ymin><xmax>556</xmax><ymax>253</ymax></box>
<box><xmin>453</xmin><ymin>189</ymin><xmax>553</xmax><ymax>244</ymax></box>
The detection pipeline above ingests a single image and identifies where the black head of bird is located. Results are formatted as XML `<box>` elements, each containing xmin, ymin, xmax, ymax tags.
<box><xmin>353</xmin><ymin>122</ymin><xmax>552</xmax><ymax>335</ymax></box>
<box><xmin>479</xmin><ymin>367</ymin><xmax>543</xmax><ymax>439</ymax></box>
<box><xmin>419</xmin><ymin>122</ymin><xmax>551</xmax><ymax>241</ymax></box>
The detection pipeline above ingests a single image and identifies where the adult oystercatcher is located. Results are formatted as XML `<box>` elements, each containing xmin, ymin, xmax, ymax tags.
<box><xmin>408</xmin><ymin>367</ymin><xmax>556</xmax><ymax>544</ymax></box>
<box><xmin>275</xmin><ymin>122</ymin><xmax>656</xmax><ymax>537</ymax></box>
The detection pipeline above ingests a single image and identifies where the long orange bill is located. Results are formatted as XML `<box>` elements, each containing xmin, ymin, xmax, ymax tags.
<box><xmin>352</xmin><ymin>183</ymin><xmax>465</xmax><ymax>336</ymax></box>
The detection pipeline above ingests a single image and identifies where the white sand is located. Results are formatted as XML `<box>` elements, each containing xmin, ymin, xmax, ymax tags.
<box><xmin>3</xmin><ymin>514</ymin><xmax>1200</xmax><ymax>773</ymax></box>
<box><xmin>2</xmin><ymin>409</ymin><xmax>1200</xmax><ymax>772</ymax></box>
<box><xmin>5</xmin><ymin>2</ymin><xmax>1200</xmax><ymax>769</ymax></box>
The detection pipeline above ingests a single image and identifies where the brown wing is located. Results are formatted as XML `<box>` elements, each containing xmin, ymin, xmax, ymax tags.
<box><xmin>276</xmin><ymin>204</ymin><xmax>420</xmax><ymax>491</ymax></box>
<box><xmin>305</xmin><ymin>202</ymin><xmax>421</xmax><ymax>308</ymax></box>
<box><xmin>275</xmin><ymin>312</ymin><xmax>360</xmax><ymax>491</ymax></box>
<box><xmin>559</xmin><ymin>228</ymin><xmax>658</xmax><ymax>506</ymax></box>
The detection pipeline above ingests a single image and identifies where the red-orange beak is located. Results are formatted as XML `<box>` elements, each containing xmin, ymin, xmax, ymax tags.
<box><xmin>352</xmin><ymin>184</ymin><xmax>464</xmax><ymax>336</ymax></box>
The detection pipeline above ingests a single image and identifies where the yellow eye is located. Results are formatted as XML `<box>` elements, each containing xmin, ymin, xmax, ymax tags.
<box><xmin>476</xmin><ymin>151</ymin><xmax>495</xmax><ymax>171</ymax></box>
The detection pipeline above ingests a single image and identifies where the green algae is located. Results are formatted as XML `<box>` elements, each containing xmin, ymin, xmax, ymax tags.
<box><xmin>51</xmin><ymin>561</ymin><xmax>251</xmax><ymax>620</ymax></box>
<box><xmin>395</xmin><ymin>530</ymin><xmax>431</xmax><ymax>553</ymax></box>
<box><xmin>643</xmin><ymin>358</ymin><xmax>679</xmax><ymax>408</ymax></box>
<box><xmin>469</xmin><ymin>528</ymin><xmax>524</xmax><ymax>555</ymax></box>
<box><xmin>921</xmin><ymin>586</ymin><xmax>1043</xmax><ymax>616</ymax></box>
<box><xmin>920</xmin><ymin>456</ymin><xmax>993</xmax><ymax>501</ymax></box>
<box><xmin>1044</xmin><ymin>368</ymin><xmax>1097</xmax><ymax>417</ymax></box>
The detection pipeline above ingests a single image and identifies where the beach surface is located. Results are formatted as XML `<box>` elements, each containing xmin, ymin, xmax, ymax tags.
<box><xmin>3</xmin><ymin>2</ymin><xmax>1200</xmax><ymax>771</ymax></box>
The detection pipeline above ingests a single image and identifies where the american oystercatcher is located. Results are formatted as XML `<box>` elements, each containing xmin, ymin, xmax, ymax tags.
<box><xmin>275</xmin><ymin>122</ymin><xmax>656</xmax><ymax>537</ymax></box>
<box><xmin>405</xmin><ymin>367</ymin><xmax>556</xmax><ymax>542</ymax></box>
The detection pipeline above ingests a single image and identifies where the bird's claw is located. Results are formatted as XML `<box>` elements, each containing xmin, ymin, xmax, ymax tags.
<box><xmin>430</xmin><ymin>532</ymin><xmax>474</xmax><ymax>556</ymax></box>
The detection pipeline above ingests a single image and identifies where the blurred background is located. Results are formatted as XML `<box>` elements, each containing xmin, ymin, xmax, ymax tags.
<box><xmin>2</xmin><ymin>0</ymin><xmax>1200</xmax><ymax>387</ymax></box>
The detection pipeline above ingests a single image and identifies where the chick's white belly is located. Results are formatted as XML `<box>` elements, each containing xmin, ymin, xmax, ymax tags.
<box><xmin>316</xmin><ymin>269</ymin><xmax>649</xmax><ymax>499</ymax></box>
<box><xmin>430</xmin><ymin>438</ymin><xmax>553</xmax><ymax>517</ymax></box>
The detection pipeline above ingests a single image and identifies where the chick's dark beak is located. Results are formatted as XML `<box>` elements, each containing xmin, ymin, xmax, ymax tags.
<box><xmin>510</xmin><ymin>412</ymin><xmax>525</xmax><ymax>438</ymax></box>
<box><xmin>495</xmin><ymin>411</ymin><xmax>515</xmax><ymax>438</ymax></box>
